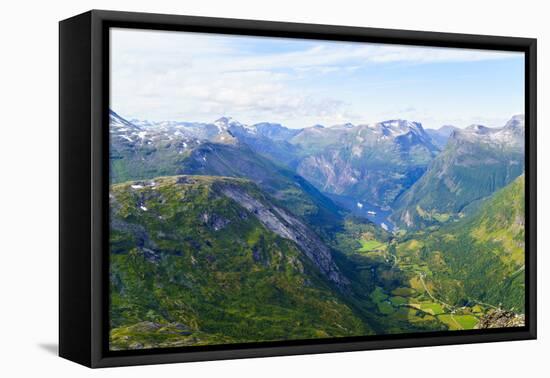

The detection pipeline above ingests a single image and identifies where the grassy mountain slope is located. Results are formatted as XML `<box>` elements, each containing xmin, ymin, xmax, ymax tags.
<box><xmin>109</xmin><ymin>175</ymin><xmax>368</xmax><ymax>350</ymax></box>
<box><xmin>395</xmin><ymin>175</ymin><xmax>525</xmax><ymax>312</ymax></box>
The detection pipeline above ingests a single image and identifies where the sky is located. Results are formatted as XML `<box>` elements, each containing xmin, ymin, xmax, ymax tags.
<box><xmin>110</xmin><ymin>28</ymin><xmax>525</xmax><ymax>130</ymax></box>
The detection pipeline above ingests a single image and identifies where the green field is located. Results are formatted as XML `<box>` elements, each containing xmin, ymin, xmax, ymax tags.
<box><xmin>389</xmin><ymin>296</ymin><xmax>408</xmax><ymax>306</ymax></box>
<box><xmin>418</xmin><ymin>302</ymin><xmax>443</xmax><ymax>315</ymax></box>
<box><xmin>370</xmin><ymin>286</ymin><xmax>388</xmax><ymax>303</ymax></box>
<box><xmin>437</xmin><ymin>314</ymin><xmax>479</xmax><ymax>330</ymax></box>
<box><xmin>358</xmin><ymin>239</ymin><xmax>386</xmax><ymax>252</ymax></box>
<box><xmin>377</xmin><ymin>301</ymin><xmax>395</xmax><ymax>314</ymax></box>
<box><xmin>391</xmin><ymin>287</ymin><xmax>416</xmax><ymax>297</ymax></box>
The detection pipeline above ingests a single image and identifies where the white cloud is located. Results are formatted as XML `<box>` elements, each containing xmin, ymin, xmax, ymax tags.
<box><xmin>110</xmin><ymin>28</ymin><xmax>523</xmax><ymax>128</ymax></box>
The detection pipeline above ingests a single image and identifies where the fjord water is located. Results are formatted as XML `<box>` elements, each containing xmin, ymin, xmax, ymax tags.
<box><xmin>325</xmin><ymin>193</ymin><xmax>397</xmax><ymax>232</ymax></box>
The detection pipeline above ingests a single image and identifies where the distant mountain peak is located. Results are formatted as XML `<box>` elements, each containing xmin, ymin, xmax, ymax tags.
<box><xmin>213</xmin><ymin>117</ymin><xmax>248</xmax><ymax>138</ymax></box>
<box><xmin>109</xmin><ymin>109</ymin><xmax>126</xmax><ymax>122</ymax></box>
<box><xmin>109</xmin><ymin>109</ymin><xmax>142</xmax><ymax>130</ymax></box>
<box><xmin>509</xmin><ymin>114</ymin><xmax>525</xmax><ymax>122</ymax></box>
<box><xmin>504</xmin><ymin>114</ymin><xmax>525</xmax><ymax>130</ymax></box>
<box><xmin>465</xmin><ymin>124</ymin><xmax>492</xmax><ymax>134</ymax></box>
<box><xmin>437</xmin><ymin>125</ymin><xmax>458</xmax><ymax>135</ymax></box>
<box><xmin>381</xmin><ymin>119</ymin><xmax>422</xmax><ymax>128</ymax></box>
<box><xmin>329</xmin><ymin>122</ymin><xmax>355</xmax><ymax>129</ymax></box>
<box><xmin>375</xmin><ymin>119</ymin><xmax>425</xmax><ymax>138</ymax></box>
<box><xmin>214</xmin><ymin>116</ymin><xmax>242</xmax><ymax>127</ymax></box>
<box><xmin>451</xmin><ymin>116</ymin><xmax>524</xmax><ymax>147</ymax></box>
<box><xmin>425</xmin><ymin>125</ymin><xmax>458</xmax><ymax>149</ymax></box>
<box><xmin>254</xmin><ymin>121</ymin><xmax>284</xmax><ymax>128</ymax></box>
<box><xmin>253</xmin><ymin>122</ymin><xmax>300</xmax><ymax>142</ymax></box>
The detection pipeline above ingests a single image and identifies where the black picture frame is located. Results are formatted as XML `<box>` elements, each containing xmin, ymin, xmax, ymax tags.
<box><xmin>59</xmin><ymin>9</ymin><xmax>537</xmax><ymax>368</ymax></box>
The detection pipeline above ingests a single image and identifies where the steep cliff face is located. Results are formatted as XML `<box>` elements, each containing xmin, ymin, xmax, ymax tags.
<box><xmin>292</xmin><ymin>120</ymin><xmax>440</xmax><ymax>207</ymax></box>
<box><xmin>220</xmin><ymin>184</ymin><xmax>349</xmax><ymax>288</ymax></box>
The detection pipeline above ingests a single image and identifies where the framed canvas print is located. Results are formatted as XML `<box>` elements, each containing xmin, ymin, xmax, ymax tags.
<box><xmin>59</xmin><ymin>10</ymin><xmax>537</xmax><ymax>368</ymax></box>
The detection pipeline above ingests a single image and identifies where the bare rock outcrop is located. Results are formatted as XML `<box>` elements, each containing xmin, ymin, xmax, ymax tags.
<box><xmin>475</xmin><ymin>309</ymin><xmax>525</xmax><ymax>329</ymax></box>
<box><xmin>220</xmin><ymin>184</ymin><xmax>349</xmax><ymax>290</ymax></box>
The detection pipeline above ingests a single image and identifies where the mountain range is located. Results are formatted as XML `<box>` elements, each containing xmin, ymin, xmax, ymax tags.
<box><xmin>108</xmin><ymin>109</ymin><xmax>526</xmax><ymax>349</ymax></box>
<box><xmin>110</xmin><ymin>110</ymin><xmax>524</xmax><ymax>229</ymax></box>
<box><xmin>392</xmin><ymin>115</ymin><xmax>525</xmax><ymax>228</ymax></box>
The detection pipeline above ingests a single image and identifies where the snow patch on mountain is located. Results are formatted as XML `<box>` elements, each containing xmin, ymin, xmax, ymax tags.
<box><xmin>452</xmin><ymin>117</ymin><xmax>525</xmax><ymax>147</ymax></box>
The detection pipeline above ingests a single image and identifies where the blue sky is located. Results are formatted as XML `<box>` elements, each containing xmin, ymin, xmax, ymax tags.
<box><xmin>110</xmin><ymin>28</ymin><xmax>524</xmax><ymax>129</ymax></box>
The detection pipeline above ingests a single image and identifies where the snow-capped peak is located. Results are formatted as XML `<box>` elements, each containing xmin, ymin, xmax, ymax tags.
<box><xmin>377</xmin><ymin>119</ymin><xmax>425</xmax><ymax>136</ymax></box>
<box><xmin>214</xmin><ymin>117</ymin><xmax>247</xmax><ymax>133</ymax></box>
<box><xmin>453</xmin><ymin>116</ymin><xmax>524</xmax><ymax>147</ymax></box>
<box><xmin>214</xmin><ymin>117</ymin><xmax>241</xmax><ymax>127</ymax></box>
<box><xmin>110</xmin><ymin>110</ymin><xmax>138</xmax><ymax>127</ymax></box>
<box><xmin>109</xmin><ymin>110</ymin><xmax>142</xmax><ymax>132</ymax></box>
<box><xmin>504</xmin><ymin>114</ymin><xmax>525</xmax><ymax>130</ymax></box>
<box><xmin>213</xmin><ymin>116</ymin><xmax>258</xmax><ymax>135</ymax></box>
<box><xmin>465</xmin><ymin>124</ymin><xmax>492</xmax><ymax>134</ymax></box>
<box><xmin>496</xmin><ymin>115</ymin><xmax>525</xmax><ymax>144</ymax></box>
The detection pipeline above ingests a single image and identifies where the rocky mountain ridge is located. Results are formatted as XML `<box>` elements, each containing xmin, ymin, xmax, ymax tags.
<box><xmin>111</xmin><ymin>110</ymin><xmax>525</xmax><ymax>230</ymax></box>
